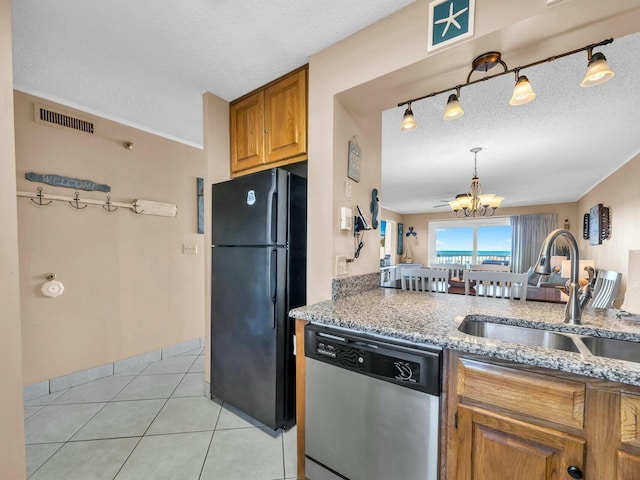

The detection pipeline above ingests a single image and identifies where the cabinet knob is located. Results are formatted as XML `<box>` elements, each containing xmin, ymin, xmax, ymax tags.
<box><xmin>264</xmin><ymin>129</ymin><xmax>268</xmax><ymax>134</ymax></box>
<box><xmin>567</xmin><ymin>466</ymin><xmax>583</xmax><ymax>479</ymax></box>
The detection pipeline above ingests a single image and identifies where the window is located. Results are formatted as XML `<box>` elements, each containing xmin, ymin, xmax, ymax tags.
<box><xmin>429</xmin><ymin>218</ymin><xmax>512</xmax><ymax>267</ymax></box>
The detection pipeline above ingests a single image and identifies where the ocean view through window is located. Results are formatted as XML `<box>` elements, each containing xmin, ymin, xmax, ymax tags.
<box><xmin>429</xmin><ymin>218</ymin><xmax>512</xmax><ymax>266</ymax></box>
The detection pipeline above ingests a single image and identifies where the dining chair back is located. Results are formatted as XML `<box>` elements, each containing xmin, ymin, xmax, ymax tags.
<box><xmin>430</xmin><ymin>263</ymin><xmax>466</xmax><ymax>281</ymax></box>
<box><xmin>588</xmin><ymin>270</ymin><xmax>622</xmax><ymax>309</ymax></box>
<box><xmin>466</xmin><ymin>271</ymin><xmax>529</xmax><ymax>301</ymax></box>
<box><xmin>469</xmin><ymin>264</ymin><xmax>510</xmax><ymax>272</ymax></box>
<box><xmin>400</xmin><ymin>268</ymin><xmax>449</xmax><ymax>293</ymax></box>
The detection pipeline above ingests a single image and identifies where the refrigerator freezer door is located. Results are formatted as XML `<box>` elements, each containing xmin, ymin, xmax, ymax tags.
<box><xmin>212</xmin><ymin>169</ymin><xmax>288</xmax><ymax>246</ymax></box>
<box><xmin>211</xmin><ymin>245</ymin><xmax>287</xmax><ymax>429</ymax></box>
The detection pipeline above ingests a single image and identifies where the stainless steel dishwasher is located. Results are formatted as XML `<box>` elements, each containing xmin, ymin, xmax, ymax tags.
<box><xmin>304</xmin><ymin>324</ymin><xmax>442</xmax><ymax>480</ymax></box>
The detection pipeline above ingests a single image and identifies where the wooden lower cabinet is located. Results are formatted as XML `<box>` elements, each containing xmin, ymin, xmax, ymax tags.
<box><xmin>618</xmin><ymin>450</ymin><xmax>640</xmax><ymax>480</ymax></box>
<box><xmin>455</xmin><ymin>405</ymin><xmax>585</xmax><ymax>480</ymax></box>
<box><xmin>443</xmin><ymin>350</ymin><xmax>640</xmax><ymax>480</ymax></box>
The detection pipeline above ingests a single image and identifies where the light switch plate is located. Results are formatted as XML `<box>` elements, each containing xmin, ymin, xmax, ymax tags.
<box><xmin>344</xmin><ymin>180</ymin><xmax>352</xmax><ymax>199</ymax></box>
<box><xmin>183</xmin><ymin>244</ymin><xmax>197</xmax><ymax>255</ymax></box>
<box><xmin>336</xmin><ymin>255</ymin><xmax>349</xmax><ymax>276</ymax></box>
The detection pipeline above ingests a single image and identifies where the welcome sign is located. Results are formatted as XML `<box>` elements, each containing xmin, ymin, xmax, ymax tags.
<box><xmin>25</xmin><ymin>172</ymin><xmax>111</xmax><ymax>192</ymax></box>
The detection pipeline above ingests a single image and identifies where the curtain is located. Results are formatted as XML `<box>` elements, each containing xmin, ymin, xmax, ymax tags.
<box><xmin>510</xmin><ymin>213</ymin><xmax>557</xmax><ymax>273</ymax></box>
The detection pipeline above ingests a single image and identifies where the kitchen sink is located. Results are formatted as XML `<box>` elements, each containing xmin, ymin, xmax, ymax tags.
<box><xmin>459</xmin><ymin>319</ymin><xmax>582</xmax><ymax>353</ymax></box>
<box><xmin>458</xmin><ymin>317</ymin><xmax>640</xmax><ymax>363</ymax></box>
<box><xmin>578</xmin><ymin>336</ymin><xmax>640</xmax><ymax>363</ymax></box>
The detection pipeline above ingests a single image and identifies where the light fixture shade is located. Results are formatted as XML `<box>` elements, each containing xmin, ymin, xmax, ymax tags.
<box><xmin>400</xmin><ymin>106</ymin><xmax>417</xmax><ymax>130</ymax></box>
<box><xmin>448</xmin><ymin>199</ymin><xmax>461</xmax><ymax>211</ymax></box>
<box><xmin>550</xmin><ymin>255</ymin><xmax>567</xmax><ymax>270</ymax></box>
<box><xmin>561</xmin><ymin>259</ymin><xmax>595</xmax><ymax>279</ymax></box>
<box><xmin>478</xmin><ymin>193</ymin><xmax>495</xmax><ymax>206</ymax></box>
<box><xmin>581</xmin><ymin>52</ymin><xmax>614</xmax><ymax>87</ymax></box>
<box><xmin>487</xmin><ymin>195</ymin><xmax>504</xmax><ymax>208</ymax></box>
<box><xmin>443</xmin><ymin>94</ymin><xmax>464</xmax><ymax>121</ymax></box>
<box><xmin>509</xmin><ymin>75</ymin><xmax>536</xmax><ymax>105</ymax></box>
<box><xmin>456</xmin><ymin>195</ymin><xmax>472</xmax><ymax>210</ymax></box>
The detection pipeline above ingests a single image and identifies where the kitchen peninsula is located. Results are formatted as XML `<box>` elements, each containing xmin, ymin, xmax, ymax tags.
<box><xmin>291</xmin><ymin>288</ymin><xmax>640</xmax><ymax>479</ymax></box>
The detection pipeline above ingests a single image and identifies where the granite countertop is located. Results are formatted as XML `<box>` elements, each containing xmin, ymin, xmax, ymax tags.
<box><xmin>290</xmin><ymin>288</ymin><xmax>640</xmax><ymax>386</ymax></box>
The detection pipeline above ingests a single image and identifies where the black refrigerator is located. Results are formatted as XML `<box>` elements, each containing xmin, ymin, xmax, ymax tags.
<box><xmin>210</xmin><ymin>168</ymin><xmax>306</xmax><ymax>431</ymax></box>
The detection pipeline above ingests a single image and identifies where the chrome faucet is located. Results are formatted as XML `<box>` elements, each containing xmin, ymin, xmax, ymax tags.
<box><xmin>534</xmin><ymin>229</ymin><xmax>582</xmax><ymax>324</ymax></box>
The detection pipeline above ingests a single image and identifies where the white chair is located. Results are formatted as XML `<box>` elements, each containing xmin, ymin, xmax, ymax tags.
<box><xmin>587</xmin><ymin>270</ymin><xmax>622</xmax><ymax>309</ymax></box>
<box><xmin>400</xmin><ymin>268</ymin><xmax>449</xmax><ymax>293</ymax></box>
<box><xmin>430</xmin><ymin>263</ymin><xmax>466</xmax><ymax>281</ymax></box>
<box><xmin>469</xmin><ymin>263</ymin><xmax>510</xmax><ymax>272</ymax></box>
<box><xmin>466</xmin><ymin>270</ymin><xmax>528</xmax><ymax>301</ymax></box>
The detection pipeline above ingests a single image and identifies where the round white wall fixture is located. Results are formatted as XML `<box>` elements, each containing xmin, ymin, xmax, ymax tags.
<box><xmin>41</xmin><ymin>280</ymin><xmax>64</xmax><ymax>298</ymax></box>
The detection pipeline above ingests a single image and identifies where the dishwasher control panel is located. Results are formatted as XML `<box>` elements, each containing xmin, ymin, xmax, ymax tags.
<box><xmin>305</xmin><ymin>324</ymin><xmax>441</xmax><ymax>395</ymax></box>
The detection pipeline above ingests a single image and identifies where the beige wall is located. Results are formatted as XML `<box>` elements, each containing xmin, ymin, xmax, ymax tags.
<box><xmin>1</xmin><ymin>0</ymin><xmax>27</xmax><ymax>477</ymax></box>
<box><xmin>577</xmin><ymin>152</ymin><xmax>640</xmax><ymax>304</ymax></box>
<box><xmin>15</xmin><ymin>91</ymin><xmax>207</xmax><ymax>385</ymax></box>
<box><xmin>202</xmin><ymin>92</ymin><xmax>230</xmax><ymax>384</ymax></box>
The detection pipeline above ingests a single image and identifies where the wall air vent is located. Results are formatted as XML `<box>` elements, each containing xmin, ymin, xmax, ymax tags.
<box><xmin>34</xmin><ymin>103</ymin><xmax>95</xmax><ymax>135</ymax></box>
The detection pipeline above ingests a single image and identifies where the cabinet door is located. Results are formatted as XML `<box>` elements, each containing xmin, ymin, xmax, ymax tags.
<box><xmin>456</xmin><ymin>406</ymin><xmax>585</xmax><ymax>480</ymax></box>
<box><xmin>618</xmin><ymin>451</ymin><xmax>640</xmax><ymax>480</ymax></box>
<box><xmin>264</xmin><ymin>69</ymin><xmax>307</xmax><ymax>163</ymax></box>
<box><xmin>230</xmin><ymin>91</ymin><xmax>265</xmax><ymax>173</ymax></box>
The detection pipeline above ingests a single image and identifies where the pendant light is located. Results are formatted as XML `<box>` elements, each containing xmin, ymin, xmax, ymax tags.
<box><xmin>448</xmin><ymin>147</ymin><xmax>504</xmax><ymax>217</ymax></box>
<box><xmin>400</xmin><ymin>102</ymin><xmax>417</xmax><ymax>130</ymax></box>
<box><xmin>581</xmin><ymin>49</ymin><xmax>615</xmax><ymax>87</ymax></box>
<box><xmin>509</xmin><ymin>71</ymin><xmax>536</xmax><ymax>106</ymax></box>
<box><xmin>443</xmin><ymin>87</ymin><xmax>464</xmax><ymax>120</ymax></box>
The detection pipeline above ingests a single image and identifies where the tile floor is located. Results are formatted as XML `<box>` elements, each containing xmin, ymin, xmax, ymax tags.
<box><xmin>23</xmin><ymin>348</ymin><xmax>297</xmax><ymax>479</ymax></box>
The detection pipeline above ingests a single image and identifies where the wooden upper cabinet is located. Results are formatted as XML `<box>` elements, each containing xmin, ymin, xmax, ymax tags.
<box><xmin>230</xmin><ymin>91</ymin><xmax>265</xmax><ymax>173</ymax></box>
<box><xmin>264</xmin><ymin>69</ymin><xmax>307</xmax><ymax>163</ymax></box>
<box><xmin>230</xmin><ymin>66</ymin><xmax>307</xmax><ymax>176</ymax></box>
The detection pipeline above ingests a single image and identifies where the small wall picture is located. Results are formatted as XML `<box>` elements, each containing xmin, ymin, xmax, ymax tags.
<box><xmin>589</xmin><ymin>204</ymin><xmax>602</xmax><ymax>245</ymax></box>
<box><xmin>428</xmin><ymin>0</ymin><xmax>475</xmax><ymax>52</ymax></box>
<box><xmin>347</xmin><ymin>140</ymin><xmax>361</xmax><ymax>182</ymax></box>
<box><xmin>397</xmin><ymin>223</ymin><xmax>404</xmax><ymax>255</ymax></box>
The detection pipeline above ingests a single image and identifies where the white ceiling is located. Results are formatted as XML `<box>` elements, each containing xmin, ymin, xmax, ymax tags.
<box><xmin>382</xmin><ymin>32</ymin><xmax>640</xmax><ymax>213</ymax></box>
<box><xmin>11</xmin><ymin>0</ymin><xmax>414</xmax><ymax>147</ymax></box>
<box><xmin>11</xmin><ymin>1</ymin><xmax>640</xmax><ymax>215</ymax></box>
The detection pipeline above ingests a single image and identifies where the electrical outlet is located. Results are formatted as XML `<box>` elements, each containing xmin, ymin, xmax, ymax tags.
<box><xmin>183</xmin><ymin>244</ymin><xmax>198</xmax><ymax>255</ymax></box>
<box><xmin>336</xmin><ymin>255</ymin><xmax>349</xmax><ymax>276</ymax></box>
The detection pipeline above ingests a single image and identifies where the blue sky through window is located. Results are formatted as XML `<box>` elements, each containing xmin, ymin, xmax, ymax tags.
<box><xmin>436</xmin><ymin>225</ymin><xmax>512</xmax><ymax>253</ymax></box>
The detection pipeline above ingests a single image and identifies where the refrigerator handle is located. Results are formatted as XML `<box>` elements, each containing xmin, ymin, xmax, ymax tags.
<box><xmin>267</xmin><ymin>186</ymin><xmax>278</xmax><ymax>244</ymax></box>
<box><xmin>269</xmin><ymin>248</ymin><xmax>277</xmax><ymax>329</ymax></box>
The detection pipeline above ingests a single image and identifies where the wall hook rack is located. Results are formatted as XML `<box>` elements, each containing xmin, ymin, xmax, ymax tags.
<box><xmin>30</xmin><ymin>187</ymin><xmax>53</xmax><ymax>207</ymax></box>
<box><xmin>69</xmin><ymin>191</ymin><xmax>88</xmax><ymax>210</ymax></box>
<box><xmin>17</xmin><ymin>188</ymin><xmax>177</xmax><ymax>217</ymax></box>
<box><xmin>102</xmin><ymin>195</ymin><xmax>118</xmax><ymax>213</ymax></box>
<box><xmin>131</xmin><ymin>200</ymin><xmax>144</xmax><ymax>215</ymax></box>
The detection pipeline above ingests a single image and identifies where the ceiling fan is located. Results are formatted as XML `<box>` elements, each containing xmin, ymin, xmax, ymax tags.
<box><xmin>433</xmin><ymin>194</ymin><xmax>470</xmax><ymax>208</ymax></box>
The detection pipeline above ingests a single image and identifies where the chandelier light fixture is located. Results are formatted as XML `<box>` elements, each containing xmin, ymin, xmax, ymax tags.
<box><xmin>398</xmin><ymin>38</ymin><xmax>614</xmax><ymax>130</ymax></box>
<box><xmin>448</xmin><ymin>147</ymin><xmax>504</xmax><ymax>217</ymax></box>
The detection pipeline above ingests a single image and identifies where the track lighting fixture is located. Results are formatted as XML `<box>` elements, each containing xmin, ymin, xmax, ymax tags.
<box><xmin>581</xmin><ymin>49</ymin><xmax>615</xmax><ymax>87</ymax></box>
<box><xmin>509</xmin><ymin>70</ymin><xmax>536</xmax><ymax>106</ymax></box>
<box><xmin>400</xmin><ymin>102</ymin><xmax>417</xmax><ymax>131</ymax></box>
<box><xmin>398</xmin><ymin>38</ymin><xmax>614</xmax><ymax>130</ymax></box>
<box><xmin>443</xmin><ymin>87</ymin><xmax>464</xmax><ymax>120</ymax></box>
